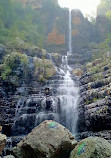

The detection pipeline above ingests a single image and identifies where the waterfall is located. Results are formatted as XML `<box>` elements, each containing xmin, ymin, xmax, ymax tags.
<box><xmin>58</xmin><ymin>9</ymin><xmax>79</xmax><ymax>134</ymax></box>
<box><xmin>58</xmin><ymin>57</ymin><xmax>79</xmax><ymax>134</ymax></box>
<box><xmin>69</xmin><ymin>9</ymin><xmax>72</xmax><ymax>53</ymax></box>
<box><xmin>12</xmin><ymin>9</ymin><xmax>79</xmax><ymax>137</ymax></box>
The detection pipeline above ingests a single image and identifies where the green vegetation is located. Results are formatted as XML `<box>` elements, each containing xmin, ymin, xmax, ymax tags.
<box><xmin>96</xmin><ymin>0</ymin><xmax>111</xmax><ymax>51</ymax></box>
<box><xmin>34</xmin><ymin>57</ymin><xmax>56</xmax><ymax>82</ymax></box>
<box><xmin>0</xmin><ymin>0</ymin><xmax>61</xmax><ymax>48</ymax></box>
<box><xmin>0</xmin><ymin>51</ymin><xmax>56</xmax><ymax>85</ymax></box>
<box><xmin>97</xmin><ymin>0</ymin><xmax>111</xmax><ymax>16</ymax></box>
<box><xmin>0</xmin><ymin>0</ymin><xmax>42</xmax><ymax>47</ymax></box>
<box><xmin>1</xmin><ymin>52</ymin><xmax>28</xmax><ymax>85</ymax></box>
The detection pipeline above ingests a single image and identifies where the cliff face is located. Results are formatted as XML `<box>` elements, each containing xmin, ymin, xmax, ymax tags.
<box><xmin>71</xmin><ymin>10</ymin><xmax>100</xmax><ymax>52</ymax></box>
<box><xmin>77</xmin><ymin>52</ymin><xmax>111</xmax><ymax>142</ymax></box>
<box><xmin>26</xmin><ymin>0</ymin><xmax>67</xmax><ymax>52</ymax></box>
<box><xmin>15</xmin><ymin>0</ymin><xmax>99</xmax><ymax>53</ymax></box>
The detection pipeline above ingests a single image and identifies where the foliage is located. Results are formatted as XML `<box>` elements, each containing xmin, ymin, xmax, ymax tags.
<box><xmin>96</xmin><ymin>0</ymin><xmax>111</xmax><ymax>48</ymax></box>
<box><xmin>1</xmin><ymin>52</ymin><xmax>29</xmax><ymax>85</ymax></box>
<box><xmin>0</xmin><ymin>0</ymin><xmax>44</xmax><ymax>47</ymax></box>
<box><xmin>97</xmin><ymin>0</ymin><xmax>111</xmax><ymax>16</ymax></box>
<box><xmin>34</xmin><ymin>57</ymin><xmax>56</xmax><ymax>81</ymax></box>
<box><xmin>0</xmin><ymin>0</ymin><xmax>64</xmax><ymax>49</ymax></box>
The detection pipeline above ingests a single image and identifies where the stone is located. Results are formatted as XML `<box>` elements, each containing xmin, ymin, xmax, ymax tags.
<box><xmin>0</xmin><ymin>133</ymin><xmax>7</xmax><ymax>155</ymax></box>
<box><xmin>12</xmin><ymin>120</ymin><xmax>77</xmax><ymax>158</ymax></box>
<box><xmin>92</xmin><ymin>58</ymin><xmax>102</xmax><ymax>66</ymax></box>
<box><xmin>4</xmin><ymin>155</ymin><xmax>15</xmax><ymax>158</ymax></box>
<box><xmin>70</xmin><ymin>137</ymin><xmax>111</xmax><ymax>158</ymax></box>
<box><xmin>72</xmin><ymin>68</ymin><xmax>83</xmax><ymax>77</ymax></box>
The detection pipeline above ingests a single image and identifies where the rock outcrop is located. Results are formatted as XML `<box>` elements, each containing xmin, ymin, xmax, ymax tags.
<box><xmin>70</xmin><ymin>137</ymin><xmax>111</xmax><ymax>158</ymax></box>
<box><xmin>0</xmin><ymin>44</ymin><xmax>58</xmax><ymax>137</ymax></box>
<box><xmin>77</xmin><ymin>54</ymin><xmax>111</xmax><ymax>141</ymax></box>
<box><xmin>72</xmin><ymin>68</ymin><xmax>83</xmax><ymax>77</ymax></box>
<box><xmin>12</xmin><ymin>120</ymin><xmax>77</xmax><ymax>158</ymax></box>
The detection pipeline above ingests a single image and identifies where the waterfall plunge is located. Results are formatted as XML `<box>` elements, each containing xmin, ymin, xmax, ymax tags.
<box><xmin>58</xmin><ymin>9</ymin><xmax>79</xmax><ymax>134</ymax></box>
<box><xmin>69</xmin><ymin>9</ymin><xmax>72</xmax><ymax>53</ymax></box>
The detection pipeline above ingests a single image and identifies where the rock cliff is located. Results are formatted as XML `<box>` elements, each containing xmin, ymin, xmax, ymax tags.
<box><xmin>77</xmin><ymin>52</ymin><xmax>111</xmax><ymax>142</ymax></box>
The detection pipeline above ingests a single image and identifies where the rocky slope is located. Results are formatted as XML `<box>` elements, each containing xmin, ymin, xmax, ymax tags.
<box><xmin>0</xmin><ymin>43</ymin><xmax>59</xmax><ymax>137</ymax></box>
<box><xmin>77</xmin><ymin>52</ymin><xmax>111</xmax><ymax>142</ymax></box>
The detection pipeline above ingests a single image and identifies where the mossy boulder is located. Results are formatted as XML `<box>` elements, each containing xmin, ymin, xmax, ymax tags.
<box><xmin>12</xmin><ymin>120</ymin><xmax>77</xmax><ymax>158</ymax></box>
<box><xmin>70</xmin><ymin>137</ymin><xmax>111</xmax><ymax>158</ymax></box>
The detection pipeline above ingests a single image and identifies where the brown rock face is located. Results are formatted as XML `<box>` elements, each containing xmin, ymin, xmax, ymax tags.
<box><xmin>47</xmin><ymin>28</ymin><xmax>65</xmax><ymax>45</ymax></box>
<box><xmin>12</xmin><ymin>120</ymin><xmax>77</xmax><ymax>158</ymax></box>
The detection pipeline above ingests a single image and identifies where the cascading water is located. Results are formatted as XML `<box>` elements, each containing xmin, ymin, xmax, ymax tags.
<box><xmin>58</xmin><ymin>56</ymin><xmax>79</xmax><ymax>134</ymax></box>
<box><xmin>58</xmin><ymin>9</ymin><xmax>79</xmax><ymax>134</ymax></box>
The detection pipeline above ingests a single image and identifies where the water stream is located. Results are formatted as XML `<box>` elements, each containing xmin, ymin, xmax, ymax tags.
<box><xmin>69</xmin><ymin>9</ymin><xmax>72</xmax><ymax>53</ymax></box>
<box><xmin>58</xmin><ymin>9</ymin><xmax>79</xmax><ymax>134</ymax></box>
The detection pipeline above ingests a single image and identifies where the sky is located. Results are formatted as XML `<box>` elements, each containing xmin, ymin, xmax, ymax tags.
<box><xmin>58</xmin><ymin>0</ymin><xmax>101</xmax><ymax>17</ymax></box>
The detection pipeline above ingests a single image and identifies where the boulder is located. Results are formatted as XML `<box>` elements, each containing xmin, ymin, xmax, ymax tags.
<box><xmin>12</xmin><ymin>120</ymin><xmax>77</xmax><ymax>158</ymax></box>
<box><xmin>70</xmin><ymin>137</ymin><xmax>111</xmax><ymax>158</ymax></box>
<box><xmin>0</xmin><ymin>133</ymin><xmax>7</xmax><ymax>155</ymax></box>
<box><xmin>72</xmin><ymin>68</ymin><xmax>83</xmax><ymax>77</ymax></box>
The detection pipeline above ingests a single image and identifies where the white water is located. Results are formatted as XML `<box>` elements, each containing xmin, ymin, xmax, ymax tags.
<box><xmin>58</xmin><ymin>9</ymin><xmax>79</xmax><ymax>134</ymax></box>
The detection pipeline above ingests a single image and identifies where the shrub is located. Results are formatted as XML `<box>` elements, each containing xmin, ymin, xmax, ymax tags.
<box><xmin>1</xmin><ymin>52</ymin><xmax>28</xmax><ymax>85</ymax></box>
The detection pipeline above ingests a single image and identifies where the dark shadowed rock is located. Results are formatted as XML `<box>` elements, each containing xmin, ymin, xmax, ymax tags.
<box><xmin>70</xmin><ymin>137</ymin><xmax>111</xmax><ymax>158</ymax></box>
<box><xmin>12</xmin><ymin>120</ymin><xmax>77</xmax><ymax>158</ymax></box>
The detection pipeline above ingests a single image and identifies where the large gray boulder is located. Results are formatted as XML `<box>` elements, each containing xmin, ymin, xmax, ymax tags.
<box><xmin>70</xmin><ymin>137</ymin><xmax>111</xmax><ymax>158</ymax></box>
<box><xmin>12</xmin><ymin>120</ymin><xmax>77</xmax><ymax>158</ymax></box>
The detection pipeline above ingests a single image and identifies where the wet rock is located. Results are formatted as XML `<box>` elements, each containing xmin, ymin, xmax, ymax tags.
<box><xmin>3</xmin><ymin>155</ymin><xmax>15</xmax><ymax>158</ymax></box>
<box><xmin>0</xmin><ymin>133</ymin><xmax>7</xmax><ymax>155</ymax></box>
<box><xmin>12</xmin><ymin>120</ymin><xmax>77</xmax><ymax>158</ymax></box>
<box><xmin>70</xmin><ymin>137</ymin><xmax>111</xmax><ymax>158</ymax></box>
